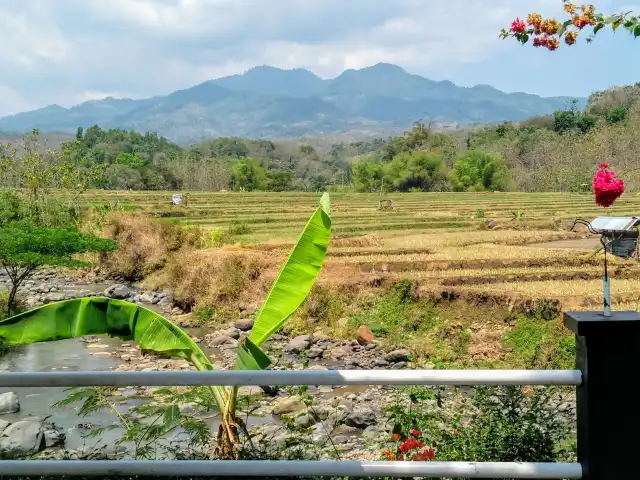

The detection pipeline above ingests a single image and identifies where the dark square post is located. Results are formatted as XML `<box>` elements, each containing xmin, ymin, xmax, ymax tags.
<box><xmin>564</xmin><ymin>311</ymin><xmax>640</xmax><ymax>480</ymax></box>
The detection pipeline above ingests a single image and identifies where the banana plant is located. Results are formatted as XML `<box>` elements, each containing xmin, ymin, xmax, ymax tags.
<box><xmin>0</xmin><ymin>193</ymin><xmax>332</xmax><ymax>458</ymax></box>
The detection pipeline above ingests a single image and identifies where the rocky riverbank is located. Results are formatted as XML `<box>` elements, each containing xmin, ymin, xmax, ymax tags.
<box><xmin>1</xmin><ymin>271</ymin><xmax>576</xmax><ymax>462</ymax></box>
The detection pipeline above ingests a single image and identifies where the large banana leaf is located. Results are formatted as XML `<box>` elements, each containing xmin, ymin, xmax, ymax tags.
<box><xmin>0</xmin><ymin>297</ymin><xmax>227</xmax><ymax>406</ymax></box>
<box><xmin>247</xmin><ymin>192</ymin><xmax>332</xmax><ymax>347</ymax></box>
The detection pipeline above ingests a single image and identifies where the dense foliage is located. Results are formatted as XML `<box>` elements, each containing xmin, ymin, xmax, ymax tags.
<box><xmin>386</xmin><ymin>385</ymin><xmax>574</xmax><ymax>475</ymax></box>
<box><xmin>2</xmin><ymin>80</ymin><xmax>640</xmax><ymax>193</ymax></box>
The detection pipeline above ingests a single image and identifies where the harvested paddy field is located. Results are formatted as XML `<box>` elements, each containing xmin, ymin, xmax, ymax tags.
<box><xmin>78</xmin><ymin>190</ymin><xmax>640</xmax><ymax>313</ymax></box>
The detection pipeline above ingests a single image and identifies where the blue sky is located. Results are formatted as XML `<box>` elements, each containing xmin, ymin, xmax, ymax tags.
<box><xmin>0</xmin><ymin>0</ymin><xmax>638</xmax><ymax>116</ymax></box>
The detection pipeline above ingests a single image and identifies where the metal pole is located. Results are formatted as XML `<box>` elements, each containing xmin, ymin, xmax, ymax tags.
<box><xmin>0</xmin><ymin>460</ymin><xmax>583</xmax><ymax>478</ymax></box>
<box><xmin>0</xmin><ymin>369</ymin><xmax>582</xmax><ymax>388</ymax></box>
<box><xmin>565</xmin><ymin>311</ymin><xmax>640</xmax><ymax>479</ymax></box>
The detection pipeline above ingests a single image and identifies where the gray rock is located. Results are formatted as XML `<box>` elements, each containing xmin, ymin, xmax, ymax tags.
<box><xmin>158</xmin><ymin>296</ymin><xmax>173</xmax><ymax>307</ymax></box>
<box><xmin>271</xmin><ymin>396</ymin><xmax>306</xmax><ymax>415</ymax></box>
<box><xmin>385</xmin><ymin>349</ymin><xmax>410</xmax><ymax>363</ymax></box>
<box><xmin>0</xmin><ymin>419</ymin><xmax>9</xmax><ymax>434</ymax></box>
<box><xmin>220</xmin><ymin>328</ymin><xmax>240</xmax><ymax>339</ymax></box>
<box><xmin>0</xmin><ymin>421</ymin><xmax>45</xmax><ymax>456</ymax></box>
<box><xmin>374</xmin><ymin>359</ymin><xmax>389</xmax><ymax>367</ymax></box>
<box><xmin>285</xmin><ymin>335</ymin><xmax>311</xmax><ymax>354</ymax></box>
<box><xmin>307</xmin><ymin>347</ymin><xmax>324</xmax><ymax>359</ymax></box>
<box><xmin>391</xmin><ymin>361</ymin><xmax>408</xmax><ymax>370</ymax></box>
<box><xmin>245</xmin><ymin>304</ymin><xmax>259</xmax><ymax>315</ymax></box>
<box><xmin>105</xmin><ymin>284</ymin><xmax>130</xmax><ymax>300</ymax></box>
<box><xmin>234</xmin><ymin>318</ymin><xmax>254</xmax><ymax>331</ymax></box>
<box><xmin>326</xmin><ymin>405</ymin><xmax>351</xmax><ymax>426</ymax></box>
<box><xmin>346</xmin><ymin>408</ymin><xmax>376</xmax><ymax>429</ymax></box>
<box><xmin>0</xmin><ymin>392</ymin><xmax>20</xmax><ymax>414</ymax></box>
<box><xmin>294</xmin><ymin>413</ymin><xmax>316</xmax><ymax>429</ymax></box>
<box><xmin>208</xmin><ymin>335</ymin><xmax>237</xmax><ymax>347</ymax></box>
<box><xmin>330</xmin><ymin>347</ymin><xmax>348</xmax><ymax>360</ymax></box>
<box><xmin>44</xmin><ymin>429</ymin><xmax>65</xmax><ymax>448</ymax></box>
<box><xmin>138</xmin><ymin>293</ymin><xmax>155</xmax><ymax>304</ymax></box>
<box><xmin>362</xmin><ymin>425</ymin><xmax>380</xmax><ymax>440</ymax></box>
<box><xmin>43</xmin><ymin>292</ymin><xmax>65</xmax><ymax>304</ymax></box>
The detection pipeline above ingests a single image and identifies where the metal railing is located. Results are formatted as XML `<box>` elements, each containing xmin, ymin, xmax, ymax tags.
<box><xmin>0</xmin><ymin>310</ymin><xmax>634</xmax><ymax>479</ymax></box>
<box><xmin>0</xmin><ymin>369</ymin><xmax>582</xmax><ymax>478</ymax></box>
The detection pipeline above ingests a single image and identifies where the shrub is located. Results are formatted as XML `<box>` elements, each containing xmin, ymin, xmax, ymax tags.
<box><xmin>451</xmin><ymin>150</ymin><xmax>511</xmax><ymax>192</ymax></box>
<box><xmin>385</xmin><ymin>384</ymin><xmax>574</xmax><ymax>475</ymax></box>
<box><xmin>228</xmin><ymin>220</ymin><xmax>251</xmax><ymax>236</ymax></box>
<box><xmin>209</xmin><ymin>228</ymin><xmax>234</xmax><ymax>247</ymax></box>
<box><xmin>101</xmin><ymin>213</ymin><xmax>204</xmax><ymax>281</ymax></box>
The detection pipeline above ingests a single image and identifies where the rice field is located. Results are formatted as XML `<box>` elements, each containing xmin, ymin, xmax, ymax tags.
<box><xmin>78</xmin><ymin>190</ymin><xmax>640</xmax><ymax>311</ymax></box>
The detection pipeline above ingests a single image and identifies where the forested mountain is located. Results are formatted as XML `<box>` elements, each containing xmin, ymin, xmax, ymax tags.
<box><xmin>0</xmin><ymin>63</ymin><xmax>580</xmax><ymax>143</ymax></box>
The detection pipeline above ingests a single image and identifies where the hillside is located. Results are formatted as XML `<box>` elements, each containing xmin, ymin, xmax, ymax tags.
<box><xmin>0</xmin><ymin>64</ymin><xmax>581</xmax><ymax>143</ymax></box>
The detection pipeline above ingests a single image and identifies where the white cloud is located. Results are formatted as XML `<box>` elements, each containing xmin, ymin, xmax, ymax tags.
<box><xmin>0</xmin><ymin>0</ymin><xmax>619</xmax><ymax>116</ymax></box>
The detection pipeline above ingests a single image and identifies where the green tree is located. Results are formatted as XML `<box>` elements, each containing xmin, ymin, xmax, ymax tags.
<box><xmin>115</xmin><ymin>152</ymin><xmax>146</xmax><ymax>169</ymax></box>
<box><xmin>266</xmin><ymin>169</ymin><xmax>295</xmax><ymax>191</ymax></box>
<box><xmin>451</xmin><ymin>150</ymin><xmax>511</xmax><ymax>192</ymax></box>
<box><xmin>0</xmin><ymin>224</ymin><xmax>117</xmax><ymax>314</ymax></box>
<box><xmin>229</xmin><ymin>158</ymin><xmax>267</xmax><ymax>191</ymax></box>
<box><xmin>383</xmin><ymin>150</ymin><xmax>448</xmax><ymax>192</ymax></box>
<box><xmin>605</xmin><ymin>106</ymin><xmax>628</xmax><ymax>124</ymax></box>
<box><xmin>352</xmin><ymin>159</ymin><xmax>384</xmax><ymax>192</ymax></box>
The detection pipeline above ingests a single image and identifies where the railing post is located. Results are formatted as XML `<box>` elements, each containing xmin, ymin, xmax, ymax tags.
<box><xmin>564</xmin><ymin>311</ymin><xmax>640</xmax><ymax>480</ymax></box>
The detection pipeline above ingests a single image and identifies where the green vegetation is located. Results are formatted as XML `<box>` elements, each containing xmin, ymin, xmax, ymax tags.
<box><xmin>3</xmin><ymin>81</ymin><xmax>640</xmax><ymax>194</ymax></box>
<box><xmin>386</xmin><ymin>385</ymin><xmax>574</xmax><ymax>468</ymax></box>
<box><xmin>0</xmin><ymin>193</ymin><xmax>332</xmax><ymax>458</ymax></box>
<box><xmin>0</xmin><ymin>225</ymin><xmax>116</xmax><ymax>314</ymax></box>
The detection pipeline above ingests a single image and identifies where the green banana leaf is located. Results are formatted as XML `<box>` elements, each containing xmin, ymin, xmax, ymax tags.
<box><xmin>235</xmin><ymin>338</ymin><xmax>271</xmax><ymax>371</ymax></box>
<box><xmin>248</xmin><ymin>192</ymin><xmax>332</xmax><ymax>347</ymax></box>
<box><xmin>0</xmin><ymin>297</ymin><xmax>227</xmax><ymax>407</ymax></box>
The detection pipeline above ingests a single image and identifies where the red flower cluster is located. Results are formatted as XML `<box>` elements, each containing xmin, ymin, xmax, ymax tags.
<box><xmin>511</xmin><ymin>18</ymin><xmax>526</xmax><ymax>33</ymax></box>
<box><xmin>383</xmin><ymin>428</ymin><xmax>435</xmax><ymax>462</ymax></box>
<box><xmin>593</xmin><ymin>163</ymin><xmax>625</xmax><ymax>208</ymax></box>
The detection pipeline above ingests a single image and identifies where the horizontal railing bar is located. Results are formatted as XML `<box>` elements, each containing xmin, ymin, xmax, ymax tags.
<box><xmin>0</xmin><ymin>369</ymin><xmax>582</xmax><ymax>387</ymax></box>
<box><xmin>0</xmin><ymin>460</ymin><xmax>583</xmax><ymax>478</ymax></box>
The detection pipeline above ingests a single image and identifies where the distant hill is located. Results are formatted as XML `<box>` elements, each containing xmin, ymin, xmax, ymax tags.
<box><xmin>0</xmin><ymin>63</ymin><xmax>582</xmax><ymax>143</ymax></box>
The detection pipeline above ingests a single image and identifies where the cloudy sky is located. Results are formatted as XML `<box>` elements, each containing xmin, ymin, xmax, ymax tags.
<box><xmin>0</xmin><ymin>0</ymin><xmax>638</xmax><ymax>116</ymax></box>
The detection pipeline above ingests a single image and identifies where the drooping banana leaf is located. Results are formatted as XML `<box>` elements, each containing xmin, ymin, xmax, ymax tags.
<box><xmin>0</xmin><ymin>297</ymin><xmax>227</xmax><ymax>407</ymax></box>
<box><xmin>246</xmin><ymin>192</ymin><xmax>332</xmax><ymax>348</ymax></box>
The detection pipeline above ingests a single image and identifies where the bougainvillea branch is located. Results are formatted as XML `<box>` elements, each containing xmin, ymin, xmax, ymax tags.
<box><xmin>500</xmin><ymin>1</ymin><xmax>640</xmax><ymax>50</ymax></box>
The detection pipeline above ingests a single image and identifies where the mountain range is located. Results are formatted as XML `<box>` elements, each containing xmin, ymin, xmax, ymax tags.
<box><xmin>0</xmin><ymin>63</ymin><xmax>581</xmax><ymax>143</ymax></box>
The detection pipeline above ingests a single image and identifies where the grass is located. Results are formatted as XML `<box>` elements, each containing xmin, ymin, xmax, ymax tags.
<box><xmin>74</xmin><ymin>189</ymin><xmax>640</xmax><ymax>368</ymax></box>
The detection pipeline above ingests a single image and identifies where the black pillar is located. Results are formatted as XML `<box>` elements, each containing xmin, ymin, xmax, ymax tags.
<box><xmin>564</xmin><ymin>311</ymin><xmax>640</xmax><ymax>480</ymax></box>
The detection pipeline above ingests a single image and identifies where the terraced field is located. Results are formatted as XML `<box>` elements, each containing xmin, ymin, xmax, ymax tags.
<box><xmin>77</xmin><ymin>190</ymin><xmax>640</xmax><ymax>311</ymax></box>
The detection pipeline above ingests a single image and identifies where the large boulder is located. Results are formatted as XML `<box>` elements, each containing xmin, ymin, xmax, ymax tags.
<box><xmin>0</xmin><ymin>421</ymin><xmax>45</xmax><ymax>457</ymax></box>
<box><xmin>234</xmin><ymin>318</ymin><xmax>254</xmax><ymax>332</ymax></box>
<box><xmin>345</xmin><ymin>408</ymin><xmax>377</xmax><ymax>429</ymax></box>
<box><xmin>0</xmin><ymin>392</ymin><xmax>19</xmax><ymax>414</ymax></box>
<box><xmin>284</xmin><ymin>335</ymin><xmax>311</xmax><ymax>354</ymax></box>
<box><xmin>271</xmin><ymin>396</ymin><xmax>306</xmax><ymax>415</ymax></box>
<box><xmin>43</xmin><ymin>292</ymin><xmax>66</xmax><ymax>304</ymax></box>
<box><xmin>356</xmin><ymin>325</ymin><xmax>374</xmax><ymax>345</ymax></box>
<box><xmin>385</xmin><ymin>349</ymin><xmax>410</xmax><ymax>363</ymax></box>
<box><xmin>104</xmin><ymin>284</ymin><xmax>131</xmax><ymax>300</ymax></box>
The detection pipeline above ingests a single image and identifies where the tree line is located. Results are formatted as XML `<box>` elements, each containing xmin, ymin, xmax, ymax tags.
<box><xmin>1</xmin><ymin>81</ymin><xmax>639</xmax><ymax>193</ymax></box>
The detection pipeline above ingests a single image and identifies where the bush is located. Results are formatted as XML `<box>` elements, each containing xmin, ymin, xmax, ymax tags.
<box><xmin>386</xmin><ymin>384</ymin><xmax>575</xmax><ymax>477</ymax></box>
<box><xmin>209</xmin><ymin>228</ymin><xmax>234</xmax><ymax>247</ymax></box>
<box><xmin>451</xmin><ymin>150</ymin><xmax>511</xmax><ymax>192</ymax></box>
<box><xmin>101</xmin><ymin>213</ymin><xmax>204</xmax><ymax>281</ymax></box>
<box><xmin>228</xmin><ymin>220</ymin><xmax>251</xmax><ymax>235</ymax></box>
